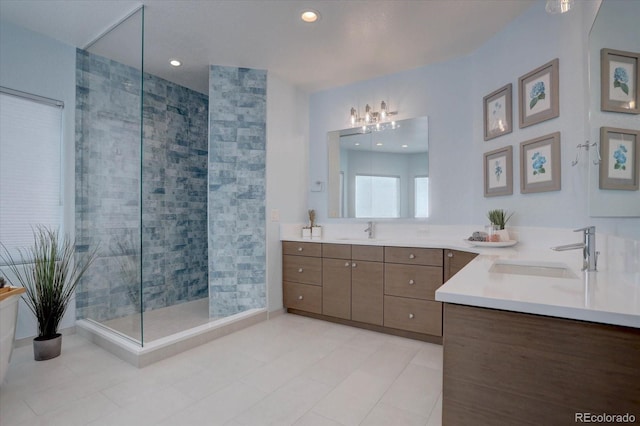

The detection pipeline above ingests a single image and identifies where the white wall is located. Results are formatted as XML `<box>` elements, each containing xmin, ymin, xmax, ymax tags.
<box><xmin>308</xmin><ymin>1</ymin><xmax>640</xmax><ymax>239</ymax></box>
<box><xmin>266</xmin><ymin>73</ymin><xmax>309</xmax><ymax>312</ymax></box>
<box><xmin>0</xmin><ymin>21</ymin><xmax>77</xmax><ymax>339</ymax></box>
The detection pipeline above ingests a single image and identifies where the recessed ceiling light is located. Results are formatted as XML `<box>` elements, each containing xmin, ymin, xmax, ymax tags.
<box><xmin>301</xmin><ymin>10</ymin><xmax>319</xmax><ymax>23</ymax></box>
<box><xmin>376</xmin><ymin>142</ymin><xmax>383</xmax><ymax>147</ymax></box>
<box><xmin>169</xmin><ymin>59</ymin><xmax>182</xmax><ymax>67</ymax></box>
<box><xmin>401</xmin><ymin>144</ymin><xmax>408</xmax><ymax>148</ymax></box>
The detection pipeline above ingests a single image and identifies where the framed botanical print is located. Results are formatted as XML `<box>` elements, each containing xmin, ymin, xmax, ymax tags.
<box><xmin>518</xmin><ymin>59</ymin><xmax>560</xmax><ymax>128</ymax></box>
<box><xmin>483</xmin><ymin>84</ymin><xmax>512</xmax><ymax>141</ymax></box>
<box><xmin>520</xmin><ymin>132</ymin><xmax>561</xmax><ymax>194</ymax></box>
<box><xmin>601</xmin><ymin>48</ymin><xmax>640</xmax><ymax>114</ymax></box>
<box><xmin>599</xmin><ymin>127</ymin><xmax>640</xmax><ymax>190</ymax></box>
<box><xmin>484</xmin><ymin>146</ymin><xmax>513</xmax><ymax>197</ymax></box>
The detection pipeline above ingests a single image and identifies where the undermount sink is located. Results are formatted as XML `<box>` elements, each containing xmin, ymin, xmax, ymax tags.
<box><xmin>489</xmin><ymin>260</ymin><xmax>578</xmax><ymax>279</ymax></box>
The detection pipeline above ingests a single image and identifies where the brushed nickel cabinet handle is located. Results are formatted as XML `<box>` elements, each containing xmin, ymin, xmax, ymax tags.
<box><xmin>409</xmin><ymin>313</ymin><xmax>415</xmax><ymax>319</ymax></box>
<box><xmin>297</xmin><ymin>247</ymin><xmax>303</xmax><ymax>252</ymax></box>
<box><xmin>408</xmin><ymin>279</ymin><xmax>415</xmax><ymax>285</ymax></box>
<box><xmin>409</xmin><ymin>254</ymin><xmax>415</xmax><ymax>259</ymax></box>
<box><xmin>298</xmin><ymin>268</ymin><xmax>303</xmax><ymax>273</ymax></box>
<box><xmin>345</xmin><ymin>262</ymin><xmax>350</xmax><ymax>267</ymax></box>
<box><xmin>352</xmin><ymin>263</ymin><xmax>357</xmax><ymax>268</ymax></box>
<box><xmin>298</xmin><ymin>295</ymin><xmax>303</xmax><ymax>300</ymax></box>
<box><xmin>447</xmin><ymin>251</ymin><xmax>454</xmax><ymax>258</ymax></box>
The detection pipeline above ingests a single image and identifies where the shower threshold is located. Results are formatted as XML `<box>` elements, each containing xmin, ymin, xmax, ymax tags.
<box><xmin>76</xmin><ymin>308</ymin><xmax>267</xmax><ymax>367</ymax></box>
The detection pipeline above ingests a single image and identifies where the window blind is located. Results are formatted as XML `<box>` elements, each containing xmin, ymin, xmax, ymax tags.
<box><xmin>0</xmin><ymin>90</ymin><xmax>63</xmax><ymax>262</ymax></box>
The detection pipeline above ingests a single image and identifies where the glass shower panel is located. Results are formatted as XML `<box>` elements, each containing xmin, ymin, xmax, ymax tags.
<box><xmin>139</xmin><ymin>16</ymin><xmax>210</xmax><ymax>344</ymax></box>
<box><xmin>75</xmin><ymin>7</ymin><xmax>145</xmax><ymax>344</ymax></box>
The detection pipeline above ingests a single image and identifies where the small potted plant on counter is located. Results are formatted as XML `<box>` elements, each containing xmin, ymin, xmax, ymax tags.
<box><xmin>487</xmin><ymin>209</ymin><xmax>514</xmax><ymax>242</ymax></box>
<box><xmin>0</xmin><ymin>226</ymin><xmax>98</xmax><ymax>361</ymax></box>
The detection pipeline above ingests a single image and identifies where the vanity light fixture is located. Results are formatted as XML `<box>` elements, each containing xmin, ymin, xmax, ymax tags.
<box><xmin>350</xmin><ymin>100</ymin><xmax>398</xmax><ymax>131</ymax></box>
<box><xmin>169</xmin><ymin>59</ymin><xmax>182</xmax><ymax>67</ymax></box>
<box><xmin>545</xmin><ymin>0</ymin><xmax>574</xmax><ymax>14</ymax></box>
<box><xmin>301</xmin><ymin>10</ymin><xmax>320</xmax><ymax>23</ymax></box>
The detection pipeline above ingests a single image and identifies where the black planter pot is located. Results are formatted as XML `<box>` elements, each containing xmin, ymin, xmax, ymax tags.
<box><xmin>33</xmin><ymin>333</ymin><xmax>62</xmax><ymax>361</ymax></box>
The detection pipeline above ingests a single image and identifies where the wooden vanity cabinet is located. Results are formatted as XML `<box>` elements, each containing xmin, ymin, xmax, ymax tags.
<box><xmin>283</xmin><ymin>241</ymin><xmax>477</xmax><ymax>343</ymax></box>
<box><xmin>282</xmin><ymin>242</ymin><xmax>322</xmax><ymax>314</ymax></box>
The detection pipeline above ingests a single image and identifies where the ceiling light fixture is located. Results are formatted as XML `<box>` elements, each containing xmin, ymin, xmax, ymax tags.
<box><xmin>545</xmin><ymin>0</ymin><xmax>574</xmax><ymax>14</ymax></box>
<box><xmin>350</xmin><ymin>101</ymin><xmax>398</xmax><ymax>132</ymax></box>
<box><xmin>301</xmin><ymin>10</ymin><xmax>320</xmax><ymax>23</ymax></box>
<box><xmin>169</xmin><ymin>59</ymin><xmax>182</xmax><ymax>67</ymax></box>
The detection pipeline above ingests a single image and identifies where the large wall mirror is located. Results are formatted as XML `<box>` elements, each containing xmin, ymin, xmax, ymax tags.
<box><xmin>327</xmin><ymin>116</ymin><xmax>429</xmax><ymax>219</ymax></box>
<box><xmin>588</xmin><ymin>0</ymin><xmax>640</xmax><ymax>217</ymax></box>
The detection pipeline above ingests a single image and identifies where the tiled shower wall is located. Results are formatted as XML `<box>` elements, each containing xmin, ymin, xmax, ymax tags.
<box><xmin>75</xmin><ymin>49</ymin><xmax>209</xmax><ymax>322</ymax></box>
<box><xmin>208</xmin><ymin>66</ymin><xmax>267</xmax><ymax>317</ymax></box>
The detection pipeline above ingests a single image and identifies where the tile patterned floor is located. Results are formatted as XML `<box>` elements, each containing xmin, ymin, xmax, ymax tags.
<box><xmin>0</xmin><ymin>313</ymin><xmax>442</xmax><ymax>426</ymax></box>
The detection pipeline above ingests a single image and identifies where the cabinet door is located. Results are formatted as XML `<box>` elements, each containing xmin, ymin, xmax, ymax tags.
<box><xmin>351</xmin><ymin>260</ymin><xmax>384</xmax><ymax>326</ymax></box>
<box><xmin>443</xmin><ymin>250</ymin><xmax>478</xmax><ymax>282</ymax></box>
<box><xmin>322</xmin><ymin>258</ymin><xmax>351</xmax><ymax>319</ymax></box>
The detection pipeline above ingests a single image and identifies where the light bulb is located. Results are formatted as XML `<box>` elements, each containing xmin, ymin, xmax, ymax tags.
<box><xmin>380</xmin><ymin>100</ymin><xmax>387</xmax><ymax>120</ymax></box>
<box><xmin>545</xmin><ymin>0</ymin><xmax>573</xmax><ymax>14</ymax></box>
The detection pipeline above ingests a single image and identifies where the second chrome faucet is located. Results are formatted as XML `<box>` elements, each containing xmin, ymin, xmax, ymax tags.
<box><xmin>551</xmin><ymin>226</ymin><xmax>598</xmax><ymax>271</ymax></box>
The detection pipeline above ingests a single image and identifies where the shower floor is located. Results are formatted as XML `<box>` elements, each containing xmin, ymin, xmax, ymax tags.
<box><xmin>100</xmin><ymin>298</ymin><xmax>215</xmax><ymax>343</ymax></box>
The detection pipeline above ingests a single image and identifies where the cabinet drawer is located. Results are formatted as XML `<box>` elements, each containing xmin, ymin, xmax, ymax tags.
<box><xmin>385</xmin><ymin>247</ymin><xmax>443</xmax><ymax>266</ymax></box>
<box><xmin>322</xmin><ymin>243</ymin><xmax>351</xmax><ymax>259</ymax></box>
<box><xmin>352</xmin><ymin>245</ymin><xmax>384</xmax><ymax>262</ymax></box>
<box><xmin>384</xmin><ymin>296</ymin><xmax>442</xmax><ymax>336</ymax></box>
<box><xmin>283</xmin><ymin>255</ymin><xmax>322</xmax><ymax>285</ymax></box>
<box><xmin>284</xmin><ymin>282</ymin><xmax>322</xmax><ymax>314</ymax></box>
<box><xmin>384</xmin><ymin>264</ymin><xmax>443</xmax><ymax>300</ymax></box>
<box><xmin>282</xmin><ymin>241</ymin><xmax>322</xmax><ymax>257</ymax></box>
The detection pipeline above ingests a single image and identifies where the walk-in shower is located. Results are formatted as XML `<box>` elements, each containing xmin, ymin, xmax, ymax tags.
<box><xmin>74</xmin><ymin>7</ymin><xmax>267</xmax><ymax>366</ymax></box>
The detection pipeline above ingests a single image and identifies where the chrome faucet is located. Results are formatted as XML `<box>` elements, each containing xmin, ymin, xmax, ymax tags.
<box><xmin>364</xmin><ymin>221</ymin><xmax>374</xmax><ymax>239</ymax></box>
<box><xmin>551</xmin><ymin>226</ymin><xmax>598</xmax><ymax>271</ymax></box>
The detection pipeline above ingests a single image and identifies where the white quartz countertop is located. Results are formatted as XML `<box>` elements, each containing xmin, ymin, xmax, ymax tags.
<box><xmin>281</xmin><ymin>230</ymin><xmax>640</xmax><ymax>329</ymax></box>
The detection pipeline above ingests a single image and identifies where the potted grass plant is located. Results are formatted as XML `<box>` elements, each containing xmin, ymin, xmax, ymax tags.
<box><xmin>487</xmin><ymin>209</ymin><xmax>514</xmax><ymax>242</ymax></box>
<box><xmin>0</xmin><ymin>226</ymin><xmax>97</xmax><ymax>361</ymax></box>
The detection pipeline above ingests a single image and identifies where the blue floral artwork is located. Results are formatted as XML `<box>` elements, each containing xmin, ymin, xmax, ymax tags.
<box><xmin>491</xmin><ymin>101</ymin><xmax>505</xmax><ymax>131</ymax></box>
<box><xmin>613</xmin><ymin>67</ymin><xmax>630</xmax><ymax>95</ymax></box>
<box><xmin>494</xmin><ymin>160</ymin><xmax>503</xmax><ymax>181</ymax></box>
<box><xmin>529</xmin><ymin>81</ymin><xmax>546</xmax><ymax>110</ymax></box>
<box><xmin>531</xmin><ymin>151</ymin><xmax>547</xmax><ymax>175</ymax></box>
<box><xmin>613</xmin><ymin>144</ymin><xmax>627</xmax><ymax>170</ymax></box>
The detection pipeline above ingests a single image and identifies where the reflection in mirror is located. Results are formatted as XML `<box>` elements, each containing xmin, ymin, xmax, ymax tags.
<box><xmin>588</xmin><ymin>0</ymin><xmax>640</xmax><ymax>217</ymax></box>
<box><xmin>328</xmin><ymin>116</ymin><xmax>429</xmax><ymax>219</ymax></box>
